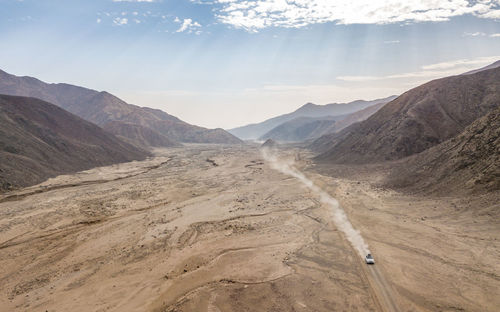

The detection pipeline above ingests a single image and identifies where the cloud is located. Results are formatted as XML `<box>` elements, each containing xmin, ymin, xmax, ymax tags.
<box><xmin>208</xmin><ymin>0</ymin><xmax>500</xmax><ymax>31</ymax></box>
<box><xmin>463</xmin><ymin>31</ymin><xmax>487</xmax><ymax>36</ymax></box>
<box><xmin>384</xmin><ymin>40</ymin><xmax>400</xmax><ymax>44</ymax></box>
<box><xmin>175</xmin><ymin>18</ymin><xmax>202</xmax><ymax>33</ymax></box>
<box><xmin>99</xmin><ymin>10</ymin><xmax>164</xmax><ymax>26</ymax></box>
<box><xmin>112</xmin><ymin>0</ymin><xmax>157</xmax><ymax>2</ymax></box>
<box><xmin>490</xmin><ymin>33</ymin><xmax>500</xmax><ymax>37</ymax></box>
<box><xmin>113</xmin><ymin>17</ymin><xmax>128</xmax><ymax>25</ymax></box>
<box><xmin>337</xmin><ymin>56</ymin><xmax>500</xmax><ymax>82</ymax></box>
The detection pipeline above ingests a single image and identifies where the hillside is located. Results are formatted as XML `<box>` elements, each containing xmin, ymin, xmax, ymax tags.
<box><xmin>259</xmin><ymin>116</ymin><xmax>339</xmax><ymax>142</ymax></box>
<box><xmin>0</xmin><ymin>69</ymin><xmax>241</xmax><ymax>145</ymax></box>
<box><xmin>261</xmin><ymin>100</ymin><xmax>390</xmax><ymax>142</ymax></box>
<box><xmin>0</xmin><ymin>95</ymin><xmax>150</xmax><ymax>191</ymax></box>
<box><xmin>102</xmin><ymin>121</ymin><xmax>181</xmax><ymax>149</ymax></box>
<box><xmin>314</xmin><ymin>66</ymin><xmax>500</xmax><ymax>164</ymax></box>
<box><xmin>327</xmin><ymin>101</ymin><xmax>388</xmax><ymax>134</ymax></box>
<box><xmin>228</xmin><ymin>95</ymin><xmax>397</xmax><ymax>140</ymax></box>
<box><xmin>462</xmin><ymin>60</ymin><xmax>500</xmax><ymax>75</ymax></box>
<box><xmin>385</xmin><ymin>106</ymin><xmax>500</xmax><ymax>194</ymax></box>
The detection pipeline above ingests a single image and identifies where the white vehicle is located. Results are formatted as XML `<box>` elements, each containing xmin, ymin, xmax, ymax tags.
<box><xmin>365</xmin><ymin>253</ymin><xmax>375</xmax><ymax>264</ymax></box>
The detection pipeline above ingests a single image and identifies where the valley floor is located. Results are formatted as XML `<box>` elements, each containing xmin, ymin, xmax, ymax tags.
<box><xmin>0</xmin><ymin>145</ymin><xmax>498</xmax><ymax>311</ymax></box>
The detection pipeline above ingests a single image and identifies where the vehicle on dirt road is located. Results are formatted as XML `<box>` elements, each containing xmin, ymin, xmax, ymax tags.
<box><xmin>365</xmin><ymin>253</ymin><xmax>375</xmax><ymax>264</ymax></box>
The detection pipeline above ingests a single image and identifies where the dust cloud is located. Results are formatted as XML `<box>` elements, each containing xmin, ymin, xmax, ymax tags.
<box><xmin>261</xmin><ymin>147</ymin><xmax>370</xmax><ymax>258</ymax></box>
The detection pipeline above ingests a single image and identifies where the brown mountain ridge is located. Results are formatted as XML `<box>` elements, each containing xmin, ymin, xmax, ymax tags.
<box><xmin>385</xmin><ymin>106</ymin><xmax>500</xmax><ymax>194</ymax></box>
<box><xmin>313</xmin><ymin>66</ymin><xmax>500</xmax><ymax>163</ymax></box>
<box><xmin>0</xmin><ymin>94</ymin><xmax>150</xmax><ymax>191</ymax></box>
<box><xmin>0</xmin><ymin>69</ymin><xmax>242</xmax><ymax>146</ymax></box>
<box><xmin>102</xmin><ymin>121</ymin><xmax>181</xmax><ymax>149</ymax></box>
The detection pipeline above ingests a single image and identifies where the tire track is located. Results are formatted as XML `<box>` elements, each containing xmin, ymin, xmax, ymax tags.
<box><xmin>367</xmin><ymin>265</ymin><xmax>400</xmax><ymax>312</ymax></box>
<box><xmin>345</xmin><ymin>239</ymin><xmax>400</xmax><ymax>312</ymax></box>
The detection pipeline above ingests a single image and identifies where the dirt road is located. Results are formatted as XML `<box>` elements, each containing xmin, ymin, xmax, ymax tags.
<box><xmin>367</xmin><ymin>264</ymin><xmax>399</xmax><ymax>312</ymax></box>
<box><xmin>0</xmin><ymin>145</ymin><xmax>499</xmax><ymax>311</ymax></box>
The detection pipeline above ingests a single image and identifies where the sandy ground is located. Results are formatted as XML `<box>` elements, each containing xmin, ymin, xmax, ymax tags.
<box><xmin>0</xmin><ymin>144</ymin><xmax>499</xmax><ymax>311</ymax></box>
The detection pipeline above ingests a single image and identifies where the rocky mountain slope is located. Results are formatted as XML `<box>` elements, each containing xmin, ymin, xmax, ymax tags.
<box><xmin>259</xmin><ymin>116</ymin><xmax>339</xmax><ymax>142</ymax></box>
<box><xmin>385</xmin><ymin>106</ymin><xmax>500</xmax><ymax>194</ymax></box>
<box><xmin>261</xmin><ymin>138</ymin><xmax>277</xmax><ymax>148</ymax></box>
<box><xmin>228</xmin><ymin>96</ymin><xmax>397</xmax><ymax>140</ymax></box>
<box><xmin>260</xmin><ymin>100</ymin><xmax>389</xmax><ymax>142</ymax></box>
<box><xmin>0</xmin><ymin>69</ymin><xmax>241</xmax><ymax>145</ymax></box>
<box><xmin>0</xmin><ymin>94</ymin><xmax>150</xmax><ymax>190</ymax></box>
<box><xmin>462</xmin><ymin>60</ymin><xmax>500</xmax><ymax>75</ymax></box>
<box><xmin>327</xmin><ymin>101</ymin><xmax>388</xmax><ymax>134</ymax></box>
<box><xmin>314</xmin><ymin>66</ymin><xmax>500</xmax><ymax>164</ymax></box>
<box><xmin>102</xmin><ymin>121</ymin><xmax>180</xmax><ymax>149</ymax></box>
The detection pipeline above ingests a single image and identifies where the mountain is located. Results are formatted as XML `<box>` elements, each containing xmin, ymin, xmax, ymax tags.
<box><xmin>0</xmin><ymin>69</ymin><xmax>242</xmax><ymax>145</ymax></box>
<box><xmin>261</xmin><ymin>139</ymin><xmax>277</xmax><ymax>148</ymax></box>
<box><xmin>258</xmin><ymin>116</ymin><xmax>338</xmax><ymax>142</ymax></box>
<box><xmin>462</xmin><ymin>60</ymin><xmax>500</xmax><ymax>75</ymax></box>
<box><xmin>385</xmin><ymin>106</ymin><xmax>500</xmax><ymax>194</ymax></box>
<box><xmin>259</xmin><ymin>116</ymin><xmax>339</xmax><ymax>142</ymax></box>
<box><xmin>102</xmin><ymin>121</ymin><xmax>180</xmax><ymax>149</ymax></box>
<box><xmin>314</xmin><ymin>66</ymin><xmax>500</xmax><ymax>164</ymax></box>
<box><xmin>228</xmin><ymin>96</ymin><xmax>397</xmax><ymax>140</ymax></box>
<box><xmin>327</xmin><ymin>101</ymin><xmax>388</xmax><ymax>134</ymax></box>
<box><xmin>0</xmin><ymin>95</ymin><xmax>150</xmax><ymax>191</ymax></box>
<box><xmin>260</xmin><ymin>100</ymin><xmax>390</xmax><ymax>142</ymax></box>
<box><xmin>308</xmin><ymin>101</ymin><xmax>390</xmax><ymax>151</ymax></box>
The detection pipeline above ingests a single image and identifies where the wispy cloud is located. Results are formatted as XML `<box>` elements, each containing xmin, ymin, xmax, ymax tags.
<box><xmin>175</xmin><ymin>18</ymin><xmax>202</xmax><ymax>33</ymax></box>
<box><xmin>113</xmin><ymin>17</ymin><xmax>128</xmax><ymax>26</ymax></box>
<box><xmin>384</xmin><ymin>40</ymin><xmax>400</xmax><ymax>44</ymax></box>
<box><xmin>112</xmin><ymin>0</ymin><xmax>157</xmax><ymax>2</ymax></box>
<box><xmin>490</xmin><ymin>33</ymin><xmax>500</xmax><ymax>37</ymax></box>
<box><xmin>337</xmin><ymin>56</ymin><xmax>500</xmax><ymax>82</ymax></box>
<box><xmin>98</xmin><ymin>10</ymin><xmax>163</xmax><ymax>26</ymax></box>
<box><xmin>463</xmin><ymin>31</ymin><xmax>486</xmax><ymax>36</ymax></box>
<box><xmin>99</xmin><ymin>10</ymin><xmax>202</xmax><ymax>33</ymax></box>
<box><xmin>208</xmin><ymin>0</ymin><xmax>500</xmax><ymax>31</ymax></box>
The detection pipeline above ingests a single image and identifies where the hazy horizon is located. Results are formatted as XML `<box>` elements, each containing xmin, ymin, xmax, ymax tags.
<box><xmin>2</xmin><ymin>0</ymin><xmax>500</xmax><ymax>128</ymax></box>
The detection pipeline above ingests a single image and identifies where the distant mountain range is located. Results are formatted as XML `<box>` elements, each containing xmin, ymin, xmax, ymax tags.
<box><xmin>0</xmin><ymin>95</ymin><xmax>150</xmax><ymax>190</ymax></box>
<box><xmin>228</xmin><ymin>96</ymin><xmax>397</xmax><ymax>140</ymax></box>
<box><xmin>3</xmin><ymin>60</ymin><xmax>498</xmax><ymax>194</ymax></box>
<box><xmin>259</xmin><ymin>115</ymin><xmax>340</xmax><ymax>142</ymax></box>
<box><xmin>0</xmin><ymin>69</ymin><xmax>242</xmax><ymax>146</ymax></box>
<box><xmin>313</xmin><ymin>66</ymin><xmax>500</xmax><ymax>164</ymax></box>
<box><xmin>258</xmin><ymin>99</ymin><xmax>392</xmax><ymax>142</ymax></box>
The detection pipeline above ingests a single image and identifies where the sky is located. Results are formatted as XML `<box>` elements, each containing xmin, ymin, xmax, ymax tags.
<box><xmin>1</xmin><ymin>0</ymin><xmax>499</xmax><ymax>129</ymax></box>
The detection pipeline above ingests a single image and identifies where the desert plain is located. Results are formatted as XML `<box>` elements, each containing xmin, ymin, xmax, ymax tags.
<box><xmin>0</xmin><ymin>144</ymin><xmax>499</xmax><ymax>312</ymax></box>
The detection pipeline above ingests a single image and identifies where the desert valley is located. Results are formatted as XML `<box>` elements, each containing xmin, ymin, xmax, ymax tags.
<box><xmin>0</xmin><ymin>61</ymin><xmax>499</xmax><ymax>312</ymax></box>
<box><xmin>2</xmin><ymin>1</ymin><xmax>500</xmax><ymax>311</ymax></box>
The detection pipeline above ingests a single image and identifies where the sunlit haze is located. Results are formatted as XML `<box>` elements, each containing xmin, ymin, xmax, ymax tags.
<box><xmin>1</xmin><ymin>0</ymin><xmax>499</xmax><ymax>128</ymax></box>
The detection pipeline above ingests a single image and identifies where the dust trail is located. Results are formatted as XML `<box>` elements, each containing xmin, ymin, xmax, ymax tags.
<box><xmin>261</xmin><ymin>148</ymin><xmax>370</xmax><ymax>258</ymax></box>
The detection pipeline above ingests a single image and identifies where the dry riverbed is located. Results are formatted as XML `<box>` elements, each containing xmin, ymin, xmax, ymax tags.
<box><xmin>0</xmin><ymin>145</ymin><xmax>498</xmax><ymax>311</ymax></box>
